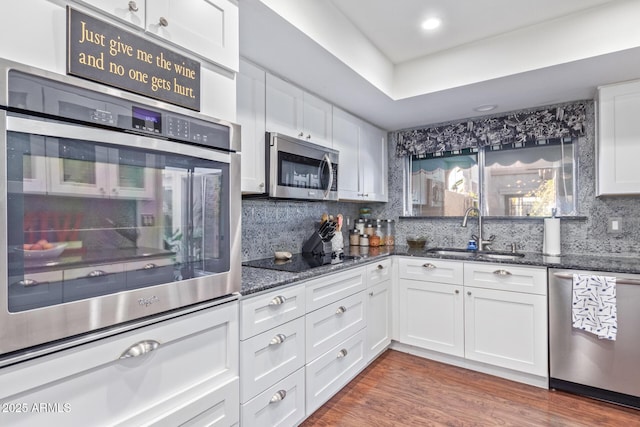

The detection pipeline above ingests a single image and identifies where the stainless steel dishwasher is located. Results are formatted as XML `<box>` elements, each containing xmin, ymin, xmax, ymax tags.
<box><xmin>549</xmin><ymin>268</ymin><xmax>640</xmax><ymax>408</ymax></box>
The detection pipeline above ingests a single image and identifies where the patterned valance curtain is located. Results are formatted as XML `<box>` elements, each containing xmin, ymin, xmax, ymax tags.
<box><xmin>395</xmin><ymin>101</ymin><xmax>587</xmax><ymax>157</ymax></box>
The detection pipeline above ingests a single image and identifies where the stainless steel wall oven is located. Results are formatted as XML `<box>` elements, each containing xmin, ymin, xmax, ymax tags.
<box><xmin>0</xmin><ymin>60</ymin><xmax>241</xmax><ymax>362</ymax></box>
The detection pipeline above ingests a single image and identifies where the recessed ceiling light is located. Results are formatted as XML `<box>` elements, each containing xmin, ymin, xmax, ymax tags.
<box><xmin>474</xmin><ymin>104</ymin><xmax>498</xmax><ymax>112</ymax></box>
<box><xmin>421</xmin><ymin>17</ymin><xmax>441</xmax><ymax>31</ymax></box>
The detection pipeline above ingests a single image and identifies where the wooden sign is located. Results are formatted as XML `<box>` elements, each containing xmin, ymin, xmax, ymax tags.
<box><xmin>67</xmin><ymin>7</ymin><xmax>201</xmax><ymax>111</ymax></box>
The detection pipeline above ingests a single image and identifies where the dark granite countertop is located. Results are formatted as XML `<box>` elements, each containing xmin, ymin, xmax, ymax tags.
<box><xmin>241</xmin><ymin>245</ymin><xmax>640</xmax><ymax>297</ymax></box>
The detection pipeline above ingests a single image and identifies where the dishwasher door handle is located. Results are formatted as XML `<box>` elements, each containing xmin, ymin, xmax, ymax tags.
<box><xmin>552</xmin><ymin>272</ymin><xmax>640</xmax><ymax>286</ymax></box>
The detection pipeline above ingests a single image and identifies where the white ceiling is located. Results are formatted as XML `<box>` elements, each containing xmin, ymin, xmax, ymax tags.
<box><xmin>239</xmin><ymin>0</ymin><xmax>640</xmax><ymax>131</ymax></box>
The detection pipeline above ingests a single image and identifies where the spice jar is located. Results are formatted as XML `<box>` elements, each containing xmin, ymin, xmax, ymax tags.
<box><xmin>349</xmin><ymin>229</ymin><xmax>360</xmax><ymax>246</ymax></box>
<box><xmin>355</xmin><ymin>219</ymin><xmax>366</xmax><ymax>235</ymax></box>
<box><xmin>359</xmin><ymin>234</ymin><xmax>369</xmax><ymax>247</ymax></box>
<box><xmin>369</xmin><ymin>234</ymin><xmax>381</xmax><ymax>247</ymax></box>
<box><xmin>384</xmin><ymin>219</ymin><xmax>395</xmax><ymax>246</ymax></box>
<box><xmin>375</xmin><ymin>223</ymin><xmax>385</xmax><ymax>245</ymax></box>
<box><xmin>364</xmin><ymin>222</ymin><xmax>374</xmax><ymax>237</ymax></box>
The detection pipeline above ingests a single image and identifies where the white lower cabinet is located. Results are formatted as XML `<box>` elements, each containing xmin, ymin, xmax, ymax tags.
<box><xmin>305</xmin><ymin>329</ymin><xmax>366</xmax><ymax>416</ymax></box>
<box><xmin>241</xmin><ymin>368</ymin><xmax>305</xmax><ymax>427</ymax></box>
<box><xmin>0</xmin><ymin>301</ymin><xmax>240</xmax><ymax>427</ymax></box>
<box><xmin>395</xmin><ymin>257</ymin><xmax>548</xmax><ymax>382</ymax></box>
<box><xmin>366</xmin><ymin>278</ymin><xmax>392</xmax><ymax>361</ymax></box>
<box><xmin>397</xmin><ymin>278</ymin><xmax>464</xmax><ymax>357</ymax></box>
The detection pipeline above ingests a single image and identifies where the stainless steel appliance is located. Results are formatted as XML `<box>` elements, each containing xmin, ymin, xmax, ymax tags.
<box><xmin>0</xmin><ymin>59</ymin><xmax>241</xmax><ymax>362</ymax></box>
<box><xmin>549</xmin><ymin>268</ymin><xmax>640</xmax><ymax>408</ymax></box>
<box><xmin>266</xmin><ymin>132</ymin><xmax>338</xmax><ymax>201</ymax></box>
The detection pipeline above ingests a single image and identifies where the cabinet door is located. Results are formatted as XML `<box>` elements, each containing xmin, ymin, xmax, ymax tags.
<box><xmin>332</xmin><ymin>107</ymin><xmax>360</xmax><ymax>199</ymax></box>
<box><xmin>0</xmin><ymin>302</ymin><xmax>239</xmax><ymax>427</ymax></box>
<box><xmin>266</xmin><ymin>74</ymin><xmax>304</xmax><ymax>137</ymax></box>
<box><xmin>359</xmin><ymin>121</ymin><xmax>388</xmax><ymax>202</ymax></box>
<box><xmin>464</xmin><ymin>287</ymin><xmax>547</xmax><ymax>376</ymax></box>
<box><xmin>302</xmin><ymin>92</ymin><xmax>333</xmax><ymax>148</ymax></box>
<box><xmin>238</xmin><ymin>60</ymin><xmax>267</xmax><ymax>194</ymax></box>
<box><xmin>74</xmin><ymin>0</ymin><xmax>145</xmax><ymax>29</ymax></box>
<box><xmin>108</xmin><ymin>149</ymin><xmax>156</xmax><ymax>199</ymax></box>
<box><xmin>7</xmin><ymin>134</ymin><xmax>48</xmax><ymax>194</ymax></box>
<box><xmin>240</xmin><ymin>317</ymin><xmax>305</xmax><ymax>403</ymax></box>
<box><xmin>366</xmin><ymin>279</ymin><xmax>391</xmax><ymax>361</ymax></box>
<box><xmin>145</xmin><ymin>0</ymin><xmax>239</xmax><ymax>71</ymax></box>
<box><xmin>397</xmin><ymin>278</ymin><xmax>464</xmax><ymax>357</ymax></box>
<box><xmin>597</xmin><ymin>79</ymin><xmax>640</xmax><ymax>195</ymax></box>
<box><xmin>241</xmin><ymin>368</ymin><xmax>305</xmax><ymax>427</ymax></box>
<box><xmin>47</xmin><ymin>140</ymin><xmax>110</xmax><ymax>197</ymax></box>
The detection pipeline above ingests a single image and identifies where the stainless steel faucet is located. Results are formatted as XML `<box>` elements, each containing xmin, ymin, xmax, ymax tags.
<box><xmin>462</xmin><ymin>206</ymin><xmax>495</xmax><ymax>251</ymax></box>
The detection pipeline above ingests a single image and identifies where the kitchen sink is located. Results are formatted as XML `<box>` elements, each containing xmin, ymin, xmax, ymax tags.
<box><xmin>425</xmin><ymin>247</ymin><xmax>525</xmax><ymax>261</ymax></box>
<box><xmin>424</xmin><ymin>248</ymin><xmax>478</xmax><ymax>258</ymax></box>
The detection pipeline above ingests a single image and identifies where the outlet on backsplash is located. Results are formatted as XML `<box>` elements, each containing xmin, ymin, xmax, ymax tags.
<box><xmin>607</xmin><ymin>217</ymin><xmax>622</xmax><ymax>234</ymax></box>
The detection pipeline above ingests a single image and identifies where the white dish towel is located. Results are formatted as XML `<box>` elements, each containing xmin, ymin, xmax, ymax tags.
<box><xmin>572</xmin><ymin>273</ymin><xmax>617</xmax><ymax>340</ymax></box>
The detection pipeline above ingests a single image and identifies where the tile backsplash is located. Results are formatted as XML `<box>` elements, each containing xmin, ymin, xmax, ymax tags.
<box><xmin>241</xmin><ymin>101</ymin><xmax>640</xmax><ymax>260</ymax></box>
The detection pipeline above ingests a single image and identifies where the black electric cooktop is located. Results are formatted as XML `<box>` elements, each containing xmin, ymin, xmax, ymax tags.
<box><xmin>243</xmin><ymin>252</ymin><xmax>347</xmax><ymax>273</ymax></box>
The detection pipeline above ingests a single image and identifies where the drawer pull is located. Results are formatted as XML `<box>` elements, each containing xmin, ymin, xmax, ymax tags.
<box><xmin>422</xmin><ymin>263</ymin><xmax>436</xmax><ymax>269</ymax></box>
<box><xmin>493</xmin><ymin>269</ymin><xmax>512</xmax><ymax>276</ymax></box>
<box><xmin>337</xmin><ymin>348</ymin><xmax>348</xmax><ymax>359</ymax></box>
<box><xmin>87</xmin><ymin>270</ymin><xmax>107</xmax><ymax>278</ymax></box>
<box><xmin>377</xmin><ymin>264</ymin><xmax>384</xmax><ymax>270</ymax></box>
<box><xmin>128</xmin><ymin>1</ymin><xmax>138</xmax><ymax>12</ymax></box>
<box><xmin>269</xmin><ymin>334</ymin><xmax>287</xmax><ymax>346</ymax></box>
<box><xmin>369</xmin><ymin>291</ymin><xmax>374</xmax><ymax>296</ymax></box>
<box><xmin>269</xmin><ymin>295</ymin><xmax>287</xmax><ymax>306</ymax></box>
<box><xmin>335</xmin><ymin>306</ymin><xmax>347</xmax><ymax>315</ymax></box>
<box><xmin>269</xmin><ymin>390</ymin><xmax>287</xmax><ymax>404</ymax></box>
<box><xmin>119</xmin><ymin>340</ymin><xmax>160</xmax><ymax>359</ymax></box>
<box><xmin>143</xmin><ymin>263</ymin><xmax>157</xmax><ymax>270</ymax></box>
<box><xmin>455</xmin><ymin>289</ymin><xmax>459</xmax><ymax>294</ymax></box>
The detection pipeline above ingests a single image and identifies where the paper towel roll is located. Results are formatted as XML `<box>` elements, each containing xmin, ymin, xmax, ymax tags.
<box><xmin>543</xmin><ymin>218</ymin><xmax>561</xmax><ymax>256</ymax></box>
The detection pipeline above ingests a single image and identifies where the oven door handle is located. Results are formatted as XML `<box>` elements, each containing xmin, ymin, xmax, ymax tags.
<box><xmin>321</xmin><ymin>153</ymin><xmax>333</xmax><ymax>200</ymax></box>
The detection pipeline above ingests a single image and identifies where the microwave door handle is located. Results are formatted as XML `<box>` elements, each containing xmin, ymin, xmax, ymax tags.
<box><xmin>322</xmin><ymin>153</ymin><xmax>333</xmax><ymax>199</ymax></box>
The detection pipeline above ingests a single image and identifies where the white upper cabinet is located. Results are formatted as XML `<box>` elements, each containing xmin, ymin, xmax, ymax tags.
<box><xmin>332</xmin><ymin>107</ymin><xmax>388</xmax><ymax>202</ymax></box>
<box><xmin>237</xmin><ymin>59</ymin><xmax>267</xmax><ymax>194</ymax></box>
<box><xmin>597</xmin><ymin>79</ymin><xmax>640</xmax><ymax>195</ymax></box>
<box><xmin>74</xmin><ymin>0</ymin><xmax>145</xmax><ymax>28</ymax></box>
<box><xmin>74</xmin><ymin>0</ymin><xmax>239</xmax><ymax>71</ymax></box>
<box><xmin>266</xmin><ymin>74</ymin><xmax>333</xmax><ymax>148</ymax></box>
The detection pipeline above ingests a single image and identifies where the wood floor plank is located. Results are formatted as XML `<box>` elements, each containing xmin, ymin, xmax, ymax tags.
<box><xmin>301</xmin><ymin>350</ymin><xmax>640</xmax><ymax>427</ymax></box>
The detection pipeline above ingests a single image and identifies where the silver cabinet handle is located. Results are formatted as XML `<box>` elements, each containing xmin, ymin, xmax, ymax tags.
<box><xmin>298</xmin><ymin>132</ymin><xmax>304</xmax><ymax>138</ymax></box>
<box><xmin>259</xmin><ymin>182</ymin><xmax>265</xmax><ymax>188</ymax></box>
<box><xmin>337</xmin><ymin>349</ymin><xmax>348</xmax><ymax>359</ymax></box>
<box><xmin>269</xmin><ymin>334</ymin><xmax>287</xmax><ymax>346</ymax></box>
<box><xmin>269</xmin><ymin>390</ymin><xmax>287</xmax><ymax>404</ymax></box>
<box><xmin>422</xmin><ymin>263</ymin><xmax>436</xmax><ymax>269</ymax></box>
<box><xmin>119</xmin><ymin>339</ymin><xmax>160</xmax><ymax>359</ymax></box>
<box><xmin>306</xmin><ymin>134</ymin><xmax>311</xmax><ymax>139</ymax></box>
<box><xmin>369</xmin><ymin>291</ymin><xmax>374</xmax><ymax>296</ymax></box>
<box><xmin>455</xmin><ymin>289</ymin><xmax>460</xmax><ymax>294</ymax></box>
<box><xmin>143</xmin><ymin>263</ymin><xmax>157</xmax><ymax>270</ymax></box>
<box><xmin>335</xmin><ymin>306</ymin><xmax>347</xmax><ymax>315</ymax></box>
<box><xmin>493</xmin><ymin>269</ymin><xmax>512</xmax><ymax>276</ymax></box>
<box><xmin>467</xmin><ymin>291</ymin><xmax>472</xmax><ymax>296</ymax></box>
<box><xmin>377</xmin><ymin>264</ymin><xmax>384</xmax><ymax>270</ymax></box>
<box><xmin>87</xmin><ymin>270</ymin><xmax>107</xmax><ymax>278</ymax></box>
<box><xmin>128</xmin><ymin>1</ymin><xmax>138</xmax><ymax>12</ymax></box>
<box><xmin>269</xmin><ymin>295</ymin><xmax>286</xmax><ymax>306</ymax></box>
<box><xmin>159</xmin><ymin>17</ymin><xmax>168</xmax><ymax>27</ymax></box>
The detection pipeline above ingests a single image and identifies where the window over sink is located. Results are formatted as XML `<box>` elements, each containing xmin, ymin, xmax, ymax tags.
<box><xmin>406</xmin><ymin>137</ymin><xmax>577</xmax><ymax>217</ymax></box>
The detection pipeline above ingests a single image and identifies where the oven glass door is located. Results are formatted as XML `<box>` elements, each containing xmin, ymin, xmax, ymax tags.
<box><xmin>6</xmin><ymin>129</ymin><xmax>230</xmax><ymax>313</ymax></box>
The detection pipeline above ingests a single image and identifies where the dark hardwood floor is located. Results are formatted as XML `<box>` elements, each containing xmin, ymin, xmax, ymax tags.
<box><xmin>301</xmin><ymin>350</ymin><xmax>640</xmax><ymax>427</ymax></box>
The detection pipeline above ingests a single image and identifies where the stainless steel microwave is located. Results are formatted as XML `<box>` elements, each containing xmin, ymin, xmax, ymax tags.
<box><xmin>266</xmin><ymin>132</ymin><xmax>339</xmax><ymax>201</ymax></box>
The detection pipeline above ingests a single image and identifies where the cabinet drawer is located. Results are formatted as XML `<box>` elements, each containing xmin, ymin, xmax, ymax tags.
<box><xmin>240</xmin><ymin>317</ymin><xmax>305</xmax><ymax>403</ymax></box>
<box><xmin>240</xmin><ymin>285</ymin><xmax>306</xmax><ymax>339</ymax></box>
<box><xmin>398</xmin><ymin>257</ymin><xmax>463</xmax><ymax>284</ymax></box>
<box><xmin>306</xmin><ymin>291</ymin><xmax>365</xmax><ymax>362</ymax></box>
<box><xmin>241</xmin><ymin>368</ymin><xmax>305</xmax><ymax>427</ymax></box>
<box><xmin>305</xmin><ymin>329</ymin><xmax>366</xmax><ymax>416</ymax></box>
<box><xmin>306</xmin><ymin>267</ymin><xmax>366</xmax><ymax>312</ymax></box>
<box><xmin>8</xmin><ymin>270</ymin><xmax>63</xmax><ymax>312</ymax></box>
<box><xmin>0</xmin><ymin>302</ymin><xmax>238</xmax><ymax>427</ymax></box>
<box><xmin>464</xmin><ymin>262</ymin><xmax>547</xmax><ymax>295</ymax></box>
<box><xmin>366</xmin><ymin>258</ymin><xmax>392</xmax><ymax>286</ymax></box>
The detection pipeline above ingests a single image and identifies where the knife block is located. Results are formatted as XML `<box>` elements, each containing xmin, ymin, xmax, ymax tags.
<box><xmin>302</xmin><ymin>233</ymin><xmax>332</xmax><ymax>255</ymax></box>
